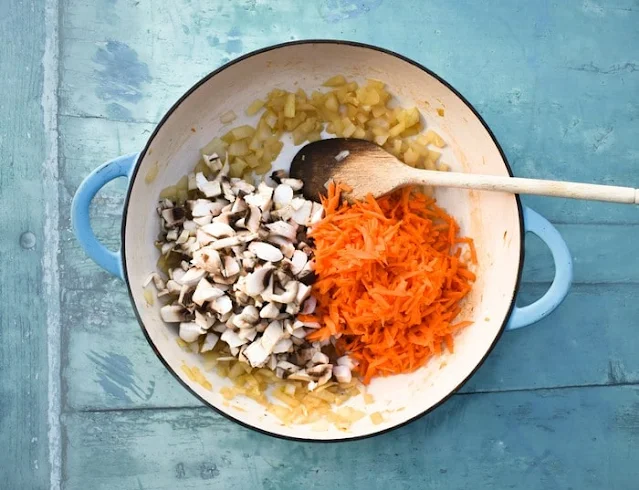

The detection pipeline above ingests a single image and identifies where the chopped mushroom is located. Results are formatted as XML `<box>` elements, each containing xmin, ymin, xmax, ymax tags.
<box><xmin>160</xmin><ymin>305</ymin><xmax>187</xmax><ymax>323</ymax></box>
<box><xmin>151</xmin><ymin>168</ymin><xmax>355</xmax><ymax>388</ymax></box>
<box><xmin>179</xmin><ymin>322</ymin><xmax>206</xmax><ymax>343</ymax></box>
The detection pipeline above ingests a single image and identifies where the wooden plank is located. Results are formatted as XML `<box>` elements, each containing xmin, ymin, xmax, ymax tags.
<box><xmin>63</xmin><ymin>385</ymin><xmax>639</xmax><ymax>490</ymax></box>
<box><xmin>0</xmin><ymin>0</ymin><xmax>52</xmax><ymax>488</ymax></box>
<box><xmin>63</xmin><ymin>284</ymin><xmax>639</xmax><ymax>411</ymax></box>
<box><xmin>59</xmin><ymin>0</ymin><xmax>639</xmax><ymax>224</ymax></box>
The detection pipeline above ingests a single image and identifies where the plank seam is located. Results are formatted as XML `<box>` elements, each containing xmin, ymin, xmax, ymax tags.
<box><xmin>43</xmin><ymin>0</ymin><xmax>62</xmax><ymax>487</ymax></box>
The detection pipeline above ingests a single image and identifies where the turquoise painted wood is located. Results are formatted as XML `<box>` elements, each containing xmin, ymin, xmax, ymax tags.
<box><xmin>64</xmin><ymin>386</ymin><xmax>639</xmax><ymax>490</ymax></box>
<box><xmin>0</xmin><ymin>0</ymin><xmax>54</xmax><ymax>488</ymax></box>
<box><xmin>2</xmin><ymin>0</ymin><xmax>639</xmax><ymax>488</ymax></box>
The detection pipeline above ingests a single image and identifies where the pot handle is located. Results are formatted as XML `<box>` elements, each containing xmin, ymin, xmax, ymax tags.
<box><xmin>71</xmin><ymin>153</ymin><xmax>138</xmax><ymax>280</ymax></box>
<box><xmin>506</xmin><ymin>207</ymin><xmax>573</xmax><ymax>330</ymax></box>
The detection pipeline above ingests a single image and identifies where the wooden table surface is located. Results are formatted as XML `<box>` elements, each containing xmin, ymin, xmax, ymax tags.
<box><xmin>2</xmin><ymin>0</ymin><xmax>639</xmax><ymax>488</ymax></box>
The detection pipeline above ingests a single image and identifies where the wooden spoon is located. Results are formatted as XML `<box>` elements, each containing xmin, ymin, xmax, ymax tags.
<box><xmin>289</xmin><ymin>138</ymin><xmax>639</xmax><ymax>204</ymax></box>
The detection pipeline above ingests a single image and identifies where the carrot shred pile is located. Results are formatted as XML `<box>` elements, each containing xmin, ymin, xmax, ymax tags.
<box><xmin>306</xmin><ymin>183</ymin><xmax>477</xmax><ymax>384</ymax></box>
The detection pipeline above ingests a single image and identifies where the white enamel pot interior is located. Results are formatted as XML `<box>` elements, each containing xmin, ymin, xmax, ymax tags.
<box><xmin>122</xmin><ymin>41</ymin><xmax>524</xmax><ymax>441</ymax></box>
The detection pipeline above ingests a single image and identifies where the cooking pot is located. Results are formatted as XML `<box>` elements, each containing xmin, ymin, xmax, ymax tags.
<box><xmin>72</xmin><ymin>41</ymin><xmax>572</xmax><ymax>441</ymax></box>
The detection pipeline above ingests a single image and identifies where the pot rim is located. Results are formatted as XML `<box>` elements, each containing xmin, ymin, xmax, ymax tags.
<box><xmin>120</xmin><ymin>39</ymin><xmax>525</xmax><ymax>442</ymax></box>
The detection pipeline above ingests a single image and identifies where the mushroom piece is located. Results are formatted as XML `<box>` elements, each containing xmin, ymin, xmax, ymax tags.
<box><xmin>190</xmin><ymin>199</ymin><xmax>222</xmax><ymax>218</ymax></box>
<box><xmin>202</xmin><ymin>153</ymin><xmax>223</xmax><ymax>172</ymax></box>
<box><xmin>272</xmin><ymin>338</ymin><xmax>293</xmax><ymax>354</ymax></box>
<box><xmin>238</xmin><ymin>328</ymin><xmax>258</xmax><ymax>341</ymax></box>
<box><xmin>161</xmin><ymin>207</ymin><xmax>186</xmax><ymax>228</ymax></box>
<box><xmin>245</xmin><ymin>266</ymin><xmax>274</xmax><ymax>296</ymax></box>
<box><xmin>211</xmin><ymin>295</ymin><xmax>233</xmax><ymax>315</ymax></box>
<box><xmin>310</xmin><ymin>202</ymin><xmax>324</xmax><ymax>224</ymax></box>
<box><xmin>193</xmin><ymin>216</ymin><xmax>213</xmax><ymax>227</ymax></box>
<box><xmin>200</xmin><ymin>222</ymin><xmax>236</xmax><ymax>238</ymax></box>
<box><xmin>192</xmin><ymin>278</ymin><xmax>225</xmax><ymax>306</ymax></box>
<box><xmin>277</xmin><ymin>360</ymin><xmax>301</xmax><ymax>372</ymax></box>
<box><xmin>206</xmin><ymin>235</ymin><xmax>244</xmax><ymax>250</ymax></box>
<box><xmin>279</xmin><ymin>178</ymin><xmax>304</xmax><ymax>191</ymax></box>
<box><xmin>266</xmin><ymin>221</ymin><xmax>297</xmax><ymax>241</ymax></box>
<box><xmin>244</xmin><ymin>182</ymin><xmax>274</xmax><ymax>212</ymax></box>
<box><xmin>243</xmin><ymin>341</ymin><xmax>270</xmax><ymax>367</ymax></box>
<box><xmin>311</xmin><ymin>352</ymin><xmax>330</xmax><ymax>365</ymax></box>
<box><xmin>333</xmin><ymin>365</ymin><xmax>352</xmax><ymax>384</ymax></box>
<box><xmin>221</xmin><ymin>329</ymin><xmax>247</xmax><ymax>348</ymax></box>
<box><xmin>160</xmin><ymin>304</ymin><xmax>187</xmax><ymax>323</ymax></box>
<box><xmin>196</xmin><ymin>229</ymin><xmax>215</xmax><ymax>246</ymax></box>
<box><xmin>269</xmin><ymin>281</ymin><xmax>299</xmax><ymax>304</ymax></box>
<box><xmin>259</xmin><ymin>302</ymin><xmax>280</xmax><ymax>319</ymax></box>
<box><xmin>290</xmin><ymin>250</ymin><xmax>308</xmax><ymax>275</ymax></box>
<box><xmin>200</xmin><ymin>332</ymin><xmax>219</xmax><ymax>353</ymax></box>
<box><xmin>194</xmin><ymin>310</ymin><xmax>214</xmax><ymax>330</ymax></box>
<box><xmin>192</xmin><ymin>248</ymin><xmax>223</xmax><ymax>274</ymax></box>
<box><xmin>291</xmin><ymin>200</ymin><xmax>312</xmax><ymax>226</ymax></box>
<box><xmin>179</xmin><ymin>322</ymin><xmax>206</xmax><ymax>343</ymax></box>
<box><xmin>176</xmin><ymin>267</ymin><xmax>207</xmax><ymax>287</ymax></box>
<box><xmin>222</xmin><ymin>255</ymin><xmax>240</xmax><ymax>278</ymax></box>
<box><xmin>337</xmin><ymin>355</ymin><xmax>359</xmax><ymax>371</ymax></box>
<box><xmin>230</xmin><ymin>178</ymin><xmax>255</xmax><ymax>195</ymax></box>
<box><xmin>245</xmin><ymin>205</ymin><xmax>262</xmax><ymax>233</ymax></box>
<box><xmin>248</xmin><ymin>242</ymin><xmax>283</xmax><ymax>262</ymax></box>
<box><xmin>195</xmin><ymin>172</ymin><xmax>222</xmax><ymax>198</ymax></box>
<box><xmin>287</xmin><ymin>371</ymin><xmax>312</xmax><ymax>382</ymax></box>
<box><xmin>261</xmin><ymin>320</ymin><xmax>284</xmax><ymax>353</ymax></box>
<box><xmin>295</xmin><ymin>283</ymin><xmax>311</xmax><ymax>304</ymax></box>
<box><xmin>273</xmin><ymin>184</ymin><xmax>294</xmax><ymax>208</ymax></box>
<box><xmin>300</xmin><ymin>296</ymin><xmax>317</xmax><ymax>315</ymax></box>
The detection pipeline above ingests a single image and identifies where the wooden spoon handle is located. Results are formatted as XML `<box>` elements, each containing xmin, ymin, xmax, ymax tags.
<box><xmin>407</xmin><ymin>168</ymin><xmax>639</xmax><ymax>204</ymax></box>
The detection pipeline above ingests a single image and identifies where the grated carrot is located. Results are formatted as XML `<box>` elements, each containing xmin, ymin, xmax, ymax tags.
<box><xmin>308</xmin><ymin>183</ymin><xmax>476</xmax><ymax>384</ymax></box>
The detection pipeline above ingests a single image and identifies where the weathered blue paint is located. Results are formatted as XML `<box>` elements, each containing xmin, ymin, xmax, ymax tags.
<box><xmin>93</xmin><ymin>41</ymin><xmax>152</xmax><ymax>104</ymax></box>
<box><xmin>87</xmin><ymin>350</ymin><xmax>156</xmax><ymax>403</ymax></box>
<box><xmin>3</xmin><ymin>0</ymin><xmax>639</xmax><ymax>488</ymax></box>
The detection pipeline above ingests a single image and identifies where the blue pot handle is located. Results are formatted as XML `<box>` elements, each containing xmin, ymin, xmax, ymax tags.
<box><xmin>71</xmin><ymin>153</ymin><xmax>138</xmax><ymax>279</ymax></box>
<box><xmin>506</xmin><ymin>207</ymin><xmax>573</xmax><ymax>330</ymax></box>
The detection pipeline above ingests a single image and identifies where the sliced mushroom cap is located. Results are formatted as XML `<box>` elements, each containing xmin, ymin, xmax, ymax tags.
<box><xmin>179</xmin><ymin>322</ymin><xmax>206</xmax><ymax>343</ymax></box>
<box><xmin>261</xmin><ymin>320</ymin><xmax>284</xmax><ymax>353</ymax></box>
<box><xmin>280</xmin><ymin>178</ymin><xmax>304</xmax><ymax>191</ymax></box>
<box><xmin>311</xmin><ymin>352</ymin><xmax>330</xmax><ymax>365</ymax></box>
<box><xmin>291</xmin><ymin>200</ymin><xmax>313</xmax><ymax>226</ymax></box>
<box><xmin>272</xmin><ymin>338</ymin><xmax>293</xmax><ymax>354</ymax></box>
<box><xmin>273</xmin><ymin>184</ymin><xmax>294</xmax><ymax>208</ymax></box>
<box><xmin>266</xmin><ymin>221</ymin><xmax>297</xmax><ymax>241</ymax></box>
<box><xmin>337</xmin><ymin>355</ymin><xmax>359</xmax><ymax>370</ymax></box>
<box><xmin>259</xmin><ymin>302</ymin><xmax>280</xmax><ymax>319</ymax></box>
<box><xmin>176</xmin><ymin>267</ymin><xmax>207</xmax><ymax>287</ymax></box>
<box><xmin>192</xmin><ymin>248</ymin><xmax>223</xmax><ymax>274</ymax></box>
<box><xmin>222</xmin><ymin>255</ymin><xmax>240</xmax><ymax>278</ymax></box>
<box><xmin>160</xmin><ymin>304</ymin><xmax>187</xmax><ymax>323</ymax></box>
<box><xmin>245</xmin><ymin>266</ymin><xmax>274</xmax><ymax>296</ymax></box>
<box><xmin>246</xmin><ymin>205</ymin><xmax>262</xmax><ymax>233</ymax></box>
<box><xmin>211</xmin><ymin>295</ymin><xmax>233</xmax><ymax>315</ymax></box>
<box><xmin>221</xmin><ymin>329</ymin><xmax>247</xmax><ymax>348</ymax></box>
<box><xmin>200</xmin><ymin>222</ymin><xmax>236</xmax><ymax>238</ymax></box>
<box><xmin>248</xmin><ymin>242</ymin><xmax>283</xmax><ymax>262</ymax></box>
<box><xmin>192</xmin><ymin>278</ymin><xmax>225</xmax><ymax>306</ymax></box>
<box><xmin>332</xmin><ymin>365</ymin><xmax>352</xmax><ymax>384</ymax></box>
<box><xmin>161</xmin><ymin>207</ymin><xmax>186</xmax><ymax>227</ymax></box>
<box><xmin>290</xmin><ymin>250</ymin><xmax>308</xmax><ymax>276</ymax></box>
<box><xmin>300</xmin><ymin>296</ymin><xmax>317</xmax><ymax>315</ymax></box>
<box><xmin>269</xmin><ymin>281</ymin><xmax>298</xmax><ymax>304</ymax></box>
<box><xmin>243</xmin><ymin>341</ymin><xmax>270</xmax><ymax>367</ymax></box>
<box><xmin>196</xmin><ymin>172</ymin><xmax>222</xmax><ymax>198</ymax></box>
<box><xmin>200</xmin><ymin>332</ymin><xmax>219</xmax><ymax>353</ymax></box>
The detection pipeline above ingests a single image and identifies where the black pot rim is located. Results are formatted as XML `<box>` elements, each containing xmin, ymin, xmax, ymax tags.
<box><xmin>120</xmin><ymin>39</ymin><xmax>525</xmax><ymax>443</ymax></box>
